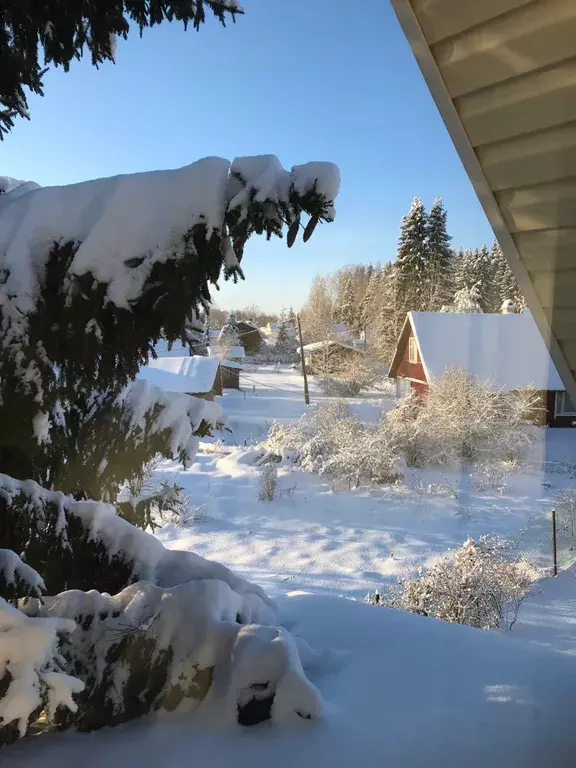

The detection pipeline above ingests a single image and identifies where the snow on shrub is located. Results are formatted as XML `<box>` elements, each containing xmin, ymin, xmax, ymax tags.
<box><xmin>258</xmin><ymin>464</ymin><xmax>278</xmax><ymax>501</ymax></box>
<box><xmin>387</xmin><ymin>367</ymin><xmax>539</xmax><ymax>469</ymax></box>
<box><xmin>368</xmin><ymin>536</ymin><xmax>537</xmax><ymax>631</ymax></box>
<box><xmin>0</xmin><ymin>597</ymin><xmax>83</xmax><ymax>746</ymax></box>
<box><xmin>263</xmin><ymin>400</ymin><xmax>401</xmax><ymax>488</ymax></box>
<box><xmin>263</xmin><ymin>369</ymin><xmax>537</xmax><ymax>488</ymax></box>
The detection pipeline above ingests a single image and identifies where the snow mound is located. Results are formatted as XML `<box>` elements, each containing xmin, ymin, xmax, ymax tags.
<box><xmin>22</xmin><ymin>581</ymin><xmax>320</xmax><ymax>727</ymax></box>
<box><xmin>6</xmin><ymin>593</ymin><xmax>576</xmax><ymax>766</ymax></box>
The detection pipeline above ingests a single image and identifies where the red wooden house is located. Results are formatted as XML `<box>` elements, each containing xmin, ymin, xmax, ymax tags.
<box><xmin>389</xmin><ymin>310</ymin><xmax>574</xmax><ymax>427</ymax></box>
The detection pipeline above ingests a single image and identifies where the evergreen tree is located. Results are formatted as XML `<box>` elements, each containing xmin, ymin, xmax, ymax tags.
<box><xmin>360</xmin><ymin>268</ymin><xmax>382</xmax><ymax>335</ymax></box>
<box><xmin>274</xmin><ymin>319</ymin><xmax>298</xmax><ymax>362</ymax></box>
<box><xmin>186</xmin><ymin>316</ymin><xmax>209</xmax><ymax>356</ymax></box>
<box><xmin>426</xmin><ymin>197</ymin><xmax>454</xmax><ymax>310</ymax></box>
<box><xmin>441</xmin><ymin>286</ymin><xmax>483</xmax><ymax>313</ymax></box>
<box><xmin>0</xmin><ymin>1</ymin><xmax>242</xmax><ymax>138</ymax></box>
<box><xmin>453</xmin><ymin>246</ymin><xmax>493</xmax><ymax>312</ymax></box>
<box><xmin>216</xmin><ymin>312</ymin><xmax>242</xmax><ymax>356</ymax></box>
<box><xmin>395</xmin><ymin>197</ymin><xmax>430</xmax><ymax>311</ymax></box>
<box><xmin>491</xmin><ymin>241</ymin><xmax>524</xmax><ymax>311</ymax></box>
<box><xmin>338</xmin><ymin>273</ymin><xmax>357</xmax><ymax>331</ymax></box>
<box><xmin>0</xmin><ymin>156</ymin><xmax>338</xmax><ymax>738</ymax></box>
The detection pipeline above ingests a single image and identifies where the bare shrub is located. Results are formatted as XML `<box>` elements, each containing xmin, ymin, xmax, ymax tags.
<box><xmin>264</xmin><ymin>400</ymin><xmax>401</xmax><ymax>488</ymax></box>
<box><xmin>368</xmin><ymin>536</ymin><xmax>536</xmax><ymax>630</ymax></box>
<box><xmin>316</xmin><ymin>351</ymin><xmax>384</xmax><ymax>397</ymax></box>
<box><xmin>258</xmin><ymin>463</ymin><xmax>278</xmax><ymax>501</ymax></box>
<box><xmin>387</xmin><ymin>367</ymin><xmax>539</xmax><ymax>468</ymax></box>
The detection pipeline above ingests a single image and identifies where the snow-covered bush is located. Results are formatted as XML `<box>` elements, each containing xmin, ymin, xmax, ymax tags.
<box><xmin>0</xmin><ymin>597</ymin><xmax>83</xmax><ymax>746</ymax></box>
<box><xmin>264</xmin><ymin>401</ymin><xmax>401</xmax><ymax>488</ymax></box>
<box><xmin>369</xmin><ymin>536</ymin><xmax>536</xmax><ymax>630</ymax></box>
<box><xmin>316</xmin><ymin>352</ymin><xmax>384</xmax><ymax>397</ymax></box>
<box><xmin>258</xmin><ymin>464</ymin><xmax>278</xmax><ymax>501</ymax></box>
<box><xmin>387</xmin><ymin>367</ymin><xmax>539</xmax><ymax>468</ymax></box>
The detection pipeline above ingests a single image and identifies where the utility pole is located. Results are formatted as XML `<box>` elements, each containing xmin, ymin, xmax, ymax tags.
<box><xmin>297</xmin><ymin>314</ymin><xmax>310</xmax><ymax>406</ymax></box>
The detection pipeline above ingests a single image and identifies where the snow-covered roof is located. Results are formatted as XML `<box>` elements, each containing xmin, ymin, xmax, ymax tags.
<box><xmin>138</xmin><ymin>355</ymin><xmax>220</xmax><ymax>394</ymax></box>
<box><xmin>402</xmin><ymin>311</ymin><xmax>564</xmax><ymax>392</ymax></box>
<box><xmin>301</xmin><ymin>339</ymin><xmax>364</xmax><ymax>353</ymax></box>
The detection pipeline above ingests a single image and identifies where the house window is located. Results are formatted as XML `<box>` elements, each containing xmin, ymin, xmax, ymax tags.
<box><xmin>408</xmin><ymin>337</ymin><xmax>418</xmax><ymax>364</ymax></box>
<box><xmin>555</xmin><ymin>391</ymin><xmax>576</xmax><ymax>416</ymax></box>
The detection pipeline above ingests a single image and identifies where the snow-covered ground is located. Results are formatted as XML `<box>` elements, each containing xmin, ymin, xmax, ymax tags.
<box><xmin>149</xmin><ymin>368</ymin><xmax>576</xmax><ymax>603</ymax></box>
<box><xmin>7</xmin><ymin>593</ymin><xmax>576</xmax><ymax>768</ymax></box>
<box><xmin>6</xmin><ymin>367</ymin><xmax>576</xmax><ymax>766</ymax></box>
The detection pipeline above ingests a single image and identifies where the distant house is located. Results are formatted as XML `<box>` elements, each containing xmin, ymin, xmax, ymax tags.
<box><xmin>236</xmin><ymin>321</ymin><xmax>264</xmax><ymax>356</ymax></box>
<box><xmin>388</xmin><ymin>310</ymin><xmax>573</xmax><ymax>427</ymax></box>
<box><xmin>300</xmin><ymin>339</ymin><xmax>364</xmax><ymax>375</ymax></box>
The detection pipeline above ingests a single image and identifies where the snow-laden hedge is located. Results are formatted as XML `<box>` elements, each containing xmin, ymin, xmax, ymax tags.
<box><xmin>262</xmin><ymin>367</ymin><xmax>539</xmax><ymax>487</ymax></box>
<box><xmin>368</xmin><ymin>536</ymin><xmax>537</xmax><ymax>631</ymax></box>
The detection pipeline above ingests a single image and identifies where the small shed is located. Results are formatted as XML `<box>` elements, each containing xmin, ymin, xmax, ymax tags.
<box><xmin>219</xmin><ymin>359</ymin><xmax>243</xmax><ymax>390</ymax></box>
<box><xmin>137</xmin><ymin>356</ymin><xmax>222</xmax><ymax>399</ymax></box>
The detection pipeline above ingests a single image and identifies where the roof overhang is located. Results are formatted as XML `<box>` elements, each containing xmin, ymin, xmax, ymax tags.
<box><xmin>389</xmin><ymin>0</ymin><xmax>576</xmax><ymax>404</ymax></box>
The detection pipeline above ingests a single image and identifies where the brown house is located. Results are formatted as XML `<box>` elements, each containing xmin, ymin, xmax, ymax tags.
<box><xmin>300</xmin><ymin>339</ymin><xmax>365</xmax><ymax>375</ymax></box>
<box><xmin>236</xmin><ymin>321</ymin><xmax>264</xmax><ymax>356</ymax></box>
<box><xmin>389</xmin><ymin>310</ymin><xmax>574</xmax><ymax>427</ymax></box>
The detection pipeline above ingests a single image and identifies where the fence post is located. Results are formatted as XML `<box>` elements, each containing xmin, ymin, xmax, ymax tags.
<box><xmin>552</xmin><ymin>508</ymin><xmax>558</xmax><ymax>577</ymax></box>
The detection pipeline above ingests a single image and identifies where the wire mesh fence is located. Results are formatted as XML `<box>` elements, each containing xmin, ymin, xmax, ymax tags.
<box><xmin>506</xmin><ymin>506</ymin><xmax>576</xmax><ymax>578</ymax></box>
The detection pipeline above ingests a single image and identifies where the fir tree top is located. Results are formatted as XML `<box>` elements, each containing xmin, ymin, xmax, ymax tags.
<box><xmin>0</xmin><ymin>1</ymin><xmax>242</xmax><ymax>137</ymax></box>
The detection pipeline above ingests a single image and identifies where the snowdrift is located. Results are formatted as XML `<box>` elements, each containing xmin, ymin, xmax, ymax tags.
<box><xmin>5</xmin><ymin>593</ymin><xmax>576</xmax><ymax>767</ymax></box>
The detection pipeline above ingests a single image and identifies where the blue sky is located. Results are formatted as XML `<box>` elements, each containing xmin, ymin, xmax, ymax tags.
<box><xmin>4</xmin><ymin>0</ymin><xmax>495</xmax><ymax>313</ymax></box>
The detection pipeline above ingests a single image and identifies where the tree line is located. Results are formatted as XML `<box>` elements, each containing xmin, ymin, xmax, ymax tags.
<box><xmin>301</xmin><ymin>197</ymin><xmax>524</xmax><ymax>363</ymax></box>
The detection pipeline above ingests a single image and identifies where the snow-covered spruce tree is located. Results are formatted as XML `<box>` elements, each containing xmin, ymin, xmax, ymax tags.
<box><xmin>337</xmin><ymin>273</ymin><xmax>357</xmax><ymax>331</ymax></box>
<box><xmin>216</xmin><ymin>312</ymin><xmax>242</xmax><ymax>356</ymax></box>
<box><xmin>491</xmin><ymin>241</ymin><xmax>525</xmax><ymax>311</ymax></box>
<box><xmin>0</xmin><ymin>157</ymin><xmax>339</xmax><ymax>738</ymax></box>
<box><xmin>441</xmin><ymin>285</ymin><xmax>483</xmax><ymax>314</ymax></box>
<box><xmin>425</xmin><ymin>197</ymin><xmax>454</xmax><ymax>310</ymax></box>
<box><xmin>274</xmin><ymin>318</ymin><xmax>298</xmax><ymax>363</ymax></box>
<box><xmin>0</xmin><ymin>1</ymin><xmax>242</xmax><ymax>138</ymax></box>
<box><xmin>395</xmin><ymin>197</ymin><xmax>430</xmax><ymax>312</ymax></box>
<box><xmin>185</xmin><ymin>312</ymin><xmax>209</xmax><ymax>356</ymax></box>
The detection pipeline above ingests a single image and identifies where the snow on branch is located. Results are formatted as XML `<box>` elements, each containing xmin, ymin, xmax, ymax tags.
<box><xmin>0</xmin><ymin>550</ymin><xmax>45</xmax><ymax>605</ymax></box>
<box><xmin>0</xmin><ymin>155</ymin><xmax>339</xmax><ymax>317</ymax></box>
<box><xmin>0</xmin><ymin>597</ymin><xmax>83</xmax><ymax>744</ymax></box>
<box><xmin>0</xmin><ymin>473</ymin><xmax>274</xmax><ymax>615</ymax></box>
<box><xmin>117</xmin><ymin>378</ymin><xmax>224</xmax><ymax>467</ymax></box>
